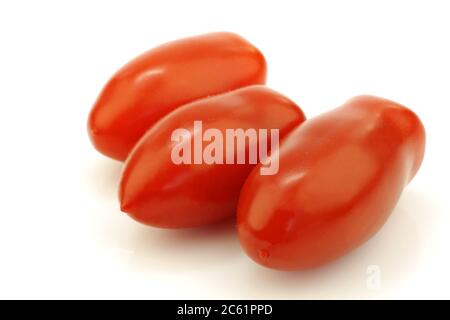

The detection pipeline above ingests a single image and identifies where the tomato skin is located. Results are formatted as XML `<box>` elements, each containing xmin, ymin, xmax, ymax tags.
<box><xmin>119</xmin><ymin>86</ymin><xmax>305</xmax><ymax>228</ymax></box>
<box><xmin>237</xmin><ymin>95</ymin><xmax>426</xmax><ymax>270</ymax></box>
<box><xmin>88</xmin><ymin>32</ymin><xmax>267</xmax><ymax>161</ymax></box>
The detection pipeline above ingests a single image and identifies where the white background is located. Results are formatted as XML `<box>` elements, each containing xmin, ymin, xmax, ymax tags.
<box><xmin>0</xmin><ymin>0</ymin><xmax>449</xmax><ymax>299</ymax></box>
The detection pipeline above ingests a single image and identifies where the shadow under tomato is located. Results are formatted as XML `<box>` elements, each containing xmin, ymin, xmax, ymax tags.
<box><xmin>127</xmin><ymin>218</ymin><xmax>241</xmax><ymax>273</ymax></box>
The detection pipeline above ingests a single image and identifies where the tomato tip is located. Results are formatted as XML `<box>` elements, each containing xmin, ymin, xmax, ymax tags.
<box><xmin>119</xmin><ymin>196</ymin><xmax>133</xmax><ymax>213</ymax></box>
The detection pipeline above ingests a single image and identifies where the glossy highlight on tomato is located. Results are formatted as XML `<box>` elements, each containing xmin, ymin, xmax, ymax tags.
<box><xmin>237</xmin><ymin>95</ymin><xmax>426</xmax><ymax>270</ymax></box>
<box><xmin>119</xmin><ymin>85</ymin><xmax>306</xmax><ymax>228</ymax></box>
<box><xmin>88</xmin><ymin>32</ymin><xmax>267</xmax><ymax>161</ymax></box>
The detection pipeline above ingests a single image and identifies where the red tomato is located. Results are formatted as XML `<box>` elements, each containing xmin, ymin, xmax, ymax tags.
<box><xmin>119</xmin><ymin>86</ymin><xmax>306</xmax><ymax>228</ymax></box>
<box><xmin>237</xmin><ymin>95</ymin><xmax>426</xmax><ymax>270</ymax></box>
<box><xmin>88</xmin><ymin>32</ymin><xmax>267</xmax><ymax>161</ymax></box>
